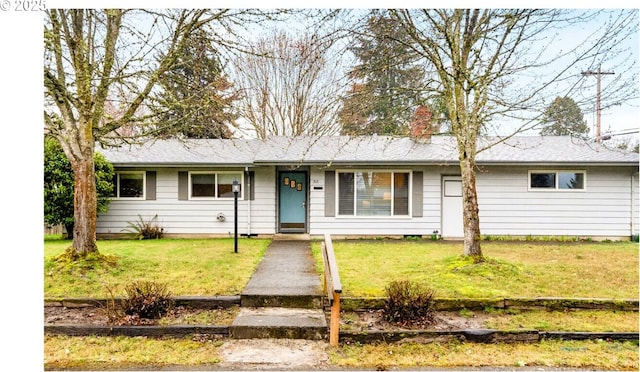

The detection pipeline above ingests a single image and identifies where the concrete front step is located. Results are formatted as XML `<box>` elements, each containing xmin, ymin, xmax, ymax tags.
<box><xmin>272</xmin><ymin>233</ymin><xmax>311</xmax><ymax>241</ymax></box>
<box><xmin>230</xmin><ymin>307</ymin><xmax>327</xmax><ymax>340</ymax></box>
<box><xmin>241</xmin><ymin>294</ymin><xmax>324</xmax><ymax>309</ymax></box>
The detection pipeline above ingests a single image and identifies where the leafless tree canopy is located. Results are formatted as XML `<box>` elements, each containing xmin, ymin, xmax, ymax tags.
<box><xmin>42</xmin><ymin>9</ymin><xmax>291</xmax><ymax>256</ymax></box>
<box><xmin>232</xmin><ymin>30</ymin><xmax>347</xmax><ymax>139</ymax></box>
<box><xmin>387</xmin><ymin>9</ymin><xmax>638</xmax><ymax>258</ymax></box>
<box><xmin>390</xmin><ymin>9</ymin><xmax>637</xmax><ymax>139</ymax></box>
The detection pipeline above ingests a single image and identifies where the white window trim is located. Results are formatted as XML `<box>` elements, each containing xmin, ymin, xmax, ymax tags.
<box><xmin>528</xmin><ymin>170</ymin><xmax>587</xmax><ymax>192</ymax></box>
<box><xmin>113</xmin><ymin>171</ymin><xmax>146</xmax><ymax>200</ymax></box>
<box><xmin>335</xmin><ymin>169</ymin><xmax>412</xmax><ymax>218</ymax></box>
<box><xmin>188</xmin><ymin>171</ymin><xmax>244</xmax><ymax>200</ymax></box>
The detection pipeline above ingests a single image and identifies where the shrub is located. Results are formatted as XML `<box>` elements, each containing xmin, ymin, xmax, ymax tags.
<box><xmin>122</xmin><ymin>214</ymin><xmax>165</xmax><ymax>239</ymax></box>
<box><xmin>383</xmin><ymin>280</ymin><xmax>435</xmax><ymax>327</ymax></box>
<box><xmin>121</xmin><ymin>281</ymin><xmax>174</xmax><ymax>320</ymax></box>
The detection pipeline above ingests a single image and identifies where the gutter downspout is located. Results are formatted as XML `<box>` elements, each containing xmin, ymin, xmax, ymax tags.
<box><xmin>246</xmin><ymin>166</ymin><xmax>251</xmax><ymax>236</ymax></box>
<box><xmin>632</xmin><ymin>173</ymin><xmax>638</xmax><ymax>238</ymax></box>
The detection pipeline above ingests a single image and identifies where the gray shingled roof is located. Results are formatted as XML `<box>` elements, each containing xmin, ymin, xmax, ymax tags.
<box><xmin>97</xmin><ymin>135</ymin><xmax>638</xmax><ymax>166</ymax></box>
<box><xmin>97</xmin><ymin>138</ymin><xmax>256</xmax><ymax>166</ymax></box>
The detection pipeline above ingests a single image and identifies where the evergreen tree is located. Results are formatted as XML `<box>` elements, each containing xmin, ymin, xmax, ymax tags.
<box><xmin>153</xmin><ymin>28</ymin><xmax>238</xmax><ymax>139</ymax></box>
<box><xmin>539</xmin><ymin>96</ymin><xmax>590</xmax><ymax>138</ymax></box>
<box><xmin>339</xmin><ymin>13</ymin><xmax>427</xmax><ymax>136</ymax></box>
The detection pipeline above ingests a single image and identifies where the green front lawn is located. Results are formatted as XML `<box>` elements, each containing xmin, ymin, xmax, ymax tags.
<box><xmin>45</xmin><ymin>238</ymin><xmax>638</xmax><ymax>300</ymax></box>
<box><xmin>312</xmin><ymin>240</ymin><xmax>639</xmax><ymax>298</ymax></box>
<box><xmin>44</xmin><ymin>238</ymin><xmax>269</xmax><ymax>298</ymax></box>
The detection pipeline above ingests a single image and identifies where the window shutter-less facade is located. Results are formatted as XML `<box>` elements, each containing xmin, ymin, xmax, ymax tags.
<box><xmin>324</xmin><ymin>171</ymin><xmax>335</xmax><ymax>217</ymax></box>
<box><xmin>178</xmin><ymin>171</ymin><xmax>188</xmax><ymax>200</ymax></box>
<box><xmin>145</xmin><ymin>171</ymin><xmax>156</xmax><ymax>200</ymax></box>
<box><xmin>412</xmin><ymin>171</ymin><xmax>423</xmax><ymax>217</ymax></box>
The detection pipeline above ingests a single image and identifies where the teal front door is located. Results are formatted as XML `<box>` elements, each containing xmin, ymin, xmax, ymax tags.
<box><xmin>279</xmin><ymin>172</ymin><xmax>307</xmax><ymax>232</ymax></box>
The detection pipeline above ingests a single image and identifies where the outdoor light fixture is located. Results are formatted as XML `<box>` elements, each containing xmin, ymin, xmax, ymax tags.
<box><xmin>232</xmin><ymin>179</ymin><xmax>241</xmax><ymax>194</ymax></box>
<box><xmin>232</xmin><ymin>179</ymin><xmax>239</xmax><ymax>253</ymax></box>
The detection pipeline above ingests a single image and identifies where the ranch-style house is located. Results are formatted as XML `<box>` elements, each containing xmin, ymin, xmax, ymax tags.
<box><xmin>96</xmin><ymin>135</ymin><xmax>639</xmax><ymax>240</ymax></box>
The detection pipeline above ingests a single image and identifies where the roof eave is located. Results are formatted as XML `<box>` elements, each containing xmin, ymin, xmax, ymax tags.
<box><xmin>111</xmin><ymin>162</ymin><xmax>254</xmax><ymax>168</ymax></box>
<box><xmin>476</xmin><ymin>161</ymin><xmax>638</xmax><ymax>167</ymax></box>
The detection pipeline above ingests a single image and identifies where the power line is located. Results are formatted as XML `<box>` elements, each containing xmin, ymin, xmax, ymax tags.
<box><xmin>581</xmin><ymin>65</ymin><xmax>614</xmax><ymax>143</ymax></box>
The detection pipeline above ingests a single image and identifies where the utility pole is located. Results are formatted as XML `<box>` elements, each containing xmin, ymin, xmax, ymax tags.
<box><xmin>582</xmin><ymin>65</ymin><xmax>614</xmax><ymax>143</ymax></box>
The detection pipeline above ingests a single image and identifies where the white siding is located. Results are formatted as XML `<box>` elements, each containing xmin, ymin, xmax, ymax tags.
<box><xmin>98</xmin><ymin>164</ymin><xmax>638</xmax><ymax>239</ymax></box>
<box><xmin>476</xmin><ymin>166</ymin><xmax>637</xmax><ymax>237</ymax></box>
<box><xmin>97</xmin><ymin>167</ymin><xmax>277</xmax><ymax>236</ymax></box>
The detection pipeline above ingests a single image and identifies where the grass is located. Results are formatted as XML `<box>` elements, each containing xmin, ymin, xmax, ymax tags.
<box><xmin>44</xmin><ymin>237</ymin><xmax>639</xmax><ymax>370</ymax></box>
<box><xmin>44</xmin><ymin>238</ymin><xmax>269</xmax><ymax>298</ymax></box>
<box><xmin>483</xmin><ymin>309</ymin><xmax>639</xmax><ymax>332</ymax></box>
<box><xmin>329</xmin><ymin>339</ymin><xmax>639</xmax><ymax>370</ymax></box>
<box><xmin>44</xmin><ymin>335</ymin><xmax>223</xmax><ymax>370</ymax></box>
<box><xmin>43</xmin><ymin>336</ymin><xmax>639</xmax><ymax>370</ymax></box>
<box><xmin>312</xmin><ymin>240</ymin><xmax>638</xmax><ymax>298</ymax></box>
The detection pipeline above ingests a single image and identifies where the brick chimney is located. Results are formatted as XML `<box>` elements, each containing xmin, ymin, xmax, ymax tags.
<box><xmin>411</xmin><ymin>105</ymin><xmax>433</xmax><ymax>140</ymax></box>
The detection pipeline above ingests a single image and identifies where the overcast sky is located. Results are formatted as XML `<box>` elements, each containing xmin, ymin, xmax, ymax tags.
<box><xmin>10</xmin><ymin>3</ymin><xmax>639</xmax><ymax>139</ymax></box>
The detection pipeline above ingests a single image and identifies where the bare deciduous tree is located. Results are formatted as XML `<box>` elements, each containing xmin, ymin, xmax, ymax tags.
<box><xmin>43</xmin><ymin>9</ymin><xmax>285</xmax><ymax>258</ymax></box>
<box><xmin>388</xmin><ymin>9</ymin><xmax>638</xmax><ymax>260</ymax></box>
<box><xmin>232</xmin><ymin>30</ymin><xmax>346</xmax><ymax>138</ymax></box>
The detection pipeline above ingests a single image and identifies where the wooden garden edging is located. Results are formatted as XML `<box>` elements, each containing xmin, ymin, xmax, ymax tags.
<box><xmin>45</xmin><ymin>324</ymin><xmax>229</xmax><ymax>338</ymax></box>
<box><xmin>45</xmin><ymin>295</ymin><xmax>241</xmax><ymax>309</ymax></box>
<box><xmin>44</xmin><ymin>324</ymin><xmax>638</xmax><ymax>344</ymax></box>
<box><xmin>321</xmin><ymin>233</ymin><xmax>342</xmax><ymax>346</ymax></box>
<box><xmin>340</xmin><ymin>297</ymin><xmax>639</xmax><ymax>312</ymax></box>
<box><xmin>339</xmin><ymin>329</ymin><xmax>639</xmax><ymax>344</ymax></box>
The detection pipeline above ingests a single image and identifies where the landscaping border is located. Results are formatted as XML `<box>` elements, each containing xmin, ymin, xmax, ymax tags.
<box><xmin>44</xmin><ymin>296</ymin><xmax>241</xmax><ymax>309</ymax></box>
<box><xmin>45</xmin><ymin>296</ymin><xmax>639</xmax><ymax>312</ymax></box>
<box><xmin>340</xmin><ymin>297</ymin><xmax>639</xmax><ymax>312</ymax></box>
<box><xmin>44</xmin><ymin>325</ymin><xmax>639</xmax><ymax>344</ymax></box>
<box><xmin>45</xmin><ymin>296</ymin><xmax>639</xmax><ymax>344</ymax></box>
<box><xmin>45</xmin><ymin>324</ymin><xmax>229</xmax><ymax>338</ymax></box>
<box><xmin>339</xmin><ymin>329</ymin><xmax>640</xmax><ymax>344</ymax></box>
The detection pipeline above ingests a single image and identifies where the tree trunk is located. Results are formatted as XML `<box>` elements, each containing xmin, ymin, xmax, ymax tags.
<box><xmin>71</xmin><ymin>156</ymin><xmax>98</xmax><ymax>256</ymax></box>
<box><xmin>459</xmin><ymin>154</ymin><xmax>483</xmax><ymax>261</ymax></box>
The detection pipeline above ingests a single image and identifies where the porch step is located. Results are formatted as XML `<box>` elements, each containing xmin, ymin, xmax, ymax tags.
<box><xmin>272</xmin><ymin>233</ymin><xmax>311</xmax><ymax>241</ymax></box>
<box><xmin>241</xmin><ymin>294</ymin><xmax>324</xmax><ymax>309</ymax></box>
<box><xmin>230</xmin><ymin>307</ymin><xmax>327</xmax><ymax>340</ymax></box>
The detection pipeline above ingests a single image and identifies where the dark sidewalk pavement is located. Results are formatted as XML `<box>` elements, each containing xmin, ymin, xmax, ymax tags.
<box><xmin>241</xmin><ymin>238</ymin><xmax>323</xmax><ymax>300</ymax></box>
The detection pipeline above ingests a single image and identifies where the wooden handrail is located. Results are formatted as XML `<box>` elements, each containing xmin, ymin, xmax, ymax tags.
<box><xmin>321</xmin><ymin>233</ymin><xmax>342</xmax><ymax>346</ymax></box>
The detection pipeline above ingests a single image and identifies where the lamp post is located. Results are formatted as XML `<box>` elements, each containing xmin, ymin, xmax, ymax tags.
<box><xmin>232</xmin><ymin>179</ymin><xmax>240</xmax><ymax>253</ymax></box>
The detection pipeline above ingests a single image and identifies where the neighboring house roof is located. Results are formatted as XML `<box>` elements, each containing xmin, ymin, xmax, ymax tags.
<box><xmin>97</xmin><ymin>135</ymin><xmax>639</xmax><ymax>167</ymax></box>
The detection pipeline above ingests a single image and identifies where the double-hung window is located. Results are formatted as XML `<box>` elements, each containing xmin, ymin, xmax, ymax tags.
<box><xmin>189</xmin><ymin>171</ymin><xmax>242</xmax><ymax>199</ymax></box>
<box><xmin>529</xmin><ymin>171</ymin><xmax>586</xmax><ymax>191</ymax></box>
<box><xmin>337</xmin><ymin>170</ymin><xmax>410</xmax><ymax>216</ymax></box>
<box><xmin>112</xmin><ymin>171</ymin><xmax>145</xmax><ymax>199</ymax></box>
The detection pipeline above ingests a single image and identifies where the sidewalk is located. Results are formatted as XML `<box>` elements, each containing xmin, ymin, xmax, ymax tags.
<box><xmin>241</xmin><ymin>239</ymin><xmax>323</xmax><ymax>301</ymax></box>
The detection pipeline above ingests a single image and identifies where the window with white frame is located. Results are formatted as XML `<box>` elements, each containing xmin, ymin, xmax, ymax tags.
<box><xmin>189</xmin><ymin>171</ymin><xmax>242</xmax><ymax>199</ymax></box>
<box><xmin>112</xmin><ymin>171</ymin><xmax>145</xmax><ymax>199</ymax></box>
<box><xmin>529</xmin><ymin>171</ymin><xmax>585</xmax><ymax>190</ymax></box>
<box><xmin>337</xmin><ymin>170</ymin><xmax>410</xmax><ymax>216</ymax></box>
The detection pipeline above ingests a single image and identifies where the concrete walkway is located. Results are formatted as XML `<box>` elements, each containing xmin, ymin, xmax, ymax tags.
<box><xmin>241</xmin><ymin>239</ymin><xmax>323</xmax><ymax>301</ymax></box>
<box><xmin>230</xmin><ymin>238</ymin><xmax>328</xmax><ymax>340</ymax></box>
